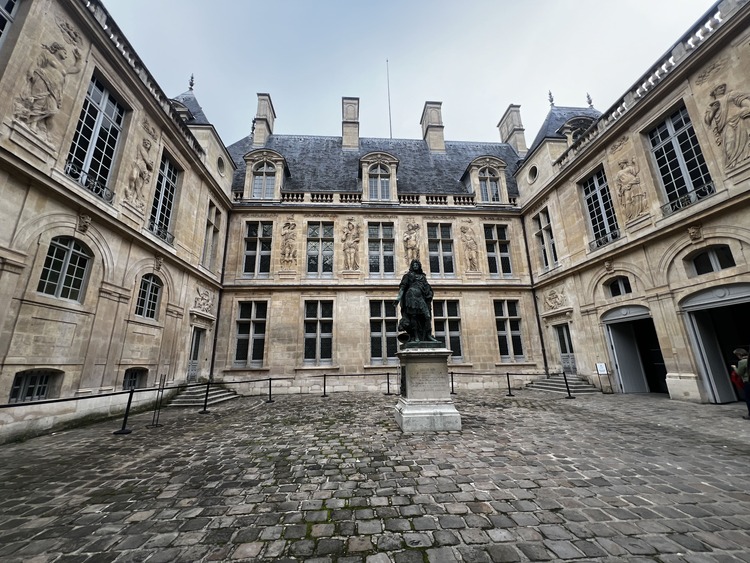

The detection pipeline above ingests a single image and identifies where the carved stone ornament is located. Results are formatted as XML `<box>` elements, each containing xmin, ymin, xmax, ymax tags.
<box><xmin>459</xmin><ymin>222</ymin><xmax>480</xmax><ymax>272</ymax></box>
<box><xmin>403</xmin><ymin>220</ymin><xmax>421</xmax><ymax>265</ymax></box>
<box><xmin>76</xmin><ymin>214</ymin><xmax>91</xmax><ymax>233</ymax></box>
<box><xmin>604</xmin><ymin>260</ymin><xmax>614</xmax><ymax>272</ymax></box>
<box><xmin>154</xmin><ymin>256</ymin><xmax>163</xmax><ymax>272</ymax></box>
<box><xmin>280</xmin><ymin>216</ymin><xmax>297</xmax><ymax>269</ymax></box>
<box><xmin>615</xmin><ymin>157</ymin><xmax>648</xmax><ymax>221</ymax></box>
<box><xmin>705</xmin><ymin>83</ymin><xmax>750</xmax><ymax>169</ymax></box>
<box><xmin>123</xmin><ymin>137</ymin><xmax>154</xmax><ymax>211</ymax></box>
<box><xmin>194</xmin><ymin>287</ymin><xmax>213</xmax><ymax>313</ymax></box>
<box><xmin>56</xmin><ymin>18</ymin><xmax>83</xmax><ymax>47</ymax></box>
<box><xmin>609</xmin><ymin>135</ymin><xmax>629</xmax><ymax>154</ymax></box>
<box><xmin>141</xmin><ymin>118</ymin><xmax>158</xmax><ymax>141</ymax></box>
<box><xmin>341</xmin><ymin>218</ymin><xmax>361</xmax><ymax>271</ymax></box>
<box><xmin>687</xmin><ymin>224</ymin><xmax>703</xmax><ymax>241</ymax></box>
<box><xmin>544</xmin><ymin>289</ymin><xmax>567</xmax><ymax>311</ymax></box>
<box><xmin>695</xmin><ymin>58</ymin><xmax>727</xmax><ymax>86</ymax></box>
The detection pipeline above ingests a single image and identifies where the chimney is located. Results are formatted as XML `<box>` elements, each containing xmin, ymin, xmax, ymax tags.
<box><xmin>497</xmin><ymin>104</ymin><xmax>527</xmax><ymax>157</ymax></box>
<box><xmin>342</xmin><ymin>97</ymin><xmax>359</xmax><ymax>150</ymax></box>
<box><xmin>420</xmin><ymin>101</ymin><xmax>445</xmax><ymax>152</ymax></box>
<box><xmin>252</xmin><ymin>93</ymin><xmax>276</xmax><ymax>147</ymax></box>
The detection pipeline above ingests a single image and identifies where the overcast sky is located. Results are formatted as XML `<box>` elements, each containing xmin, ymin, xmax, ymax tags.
<box><xmin>102</xmin><ymin>0</ymin><xmax>717</xmax><ymax>148</ymax></box>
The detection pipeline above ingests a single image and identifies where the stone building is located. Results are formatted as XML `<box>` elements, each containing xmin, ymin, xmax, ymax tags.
<box><xmin>1</xmin><ymin>0</ymin><xmax>749</xmax><ymax>439</ymax></box>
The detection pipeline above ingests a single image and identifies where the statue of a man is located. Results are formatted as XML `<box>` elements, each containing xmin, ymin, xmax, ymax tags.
<box><xmin>395</xmin><ymin>259</ymin><xmax>438</xmax><ymax>344</ymax></box>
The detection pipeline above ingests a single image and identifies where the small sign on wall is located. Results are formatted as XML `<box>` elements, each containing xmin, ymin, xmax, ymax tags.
<box><xmin>596</xmin><ymin>362</ymin><xmax>608</xmax><ymax>375</ymax></box>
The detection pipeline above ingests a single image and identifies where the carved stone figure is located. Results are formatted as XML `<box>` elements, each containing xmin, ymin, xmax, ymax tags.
<box><xmin>124</xmin><ymin>138</ymin><xmax>154</xmax><ymax>210</ymax></box>
<box><xmin>687</xmin><ymin>224</ymin><xmax>703</xmax><ymax>241</ymax></box>
<box><xmin>615</xmin><ymin>158</ymin><xmax>647</xmax><ymax>221</ymax></box>
<box><xmin>76</xmin><ymin>214</ymin><xmax>91</xmax><ymax>233</ymax></box>
<box><xmin>544</xmin><ymin>289</ymin><xmax>566</xmax><ymax>311</ymax></box>
<box><xmin>395</xmin><ymin>259</ymin><xmax>438</xmax><ymax>344</ymax></box>
<box><xmin>460</xmin><ymin>225</ymin><xmax>479</xmax><ymax>272</ymax></box>
<box><xmin>403</xmin><ymin>221</ymin><xmax>420</xmax><ymax>265</ymax></box>
<box><xmin>14</xmin><ymin>42</ymin><xmax>82</xmax><ymax>141</ymax></box>
<box><xmin>194</xmin><ymin>287</ymin><xmax>213</xmax><ymax>313</ymax></box>
<box><xmin>341</xmin><ymin>219</ymin><xmax>361</xmax><ymax>270</ymax></box>
<box><xmin>705</xmin><ymin>83</ymin><xmax>750</xmax><ymax>169</ymax></box>
<box><xmin>280</xmin><ymin>218</ymin><xmax>297</xmax><ymax>269</ymax></box>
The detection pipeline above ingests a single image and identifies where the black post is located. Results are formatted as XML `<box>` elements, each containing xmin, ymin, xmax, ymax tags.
<box><xmin>450</xmin><ymin>371</ymin><xmax>456</xmax><ymax>395</ymax></box>
<box><xmin>147</xmin><ymin>373</ymin><xmax>166</xmax><ymax>428</ymax></box>
<box><xmin>200</xmin><ymin>380</ymin><xmax>211</xmax><ymax>413</ymax></box>
<box><xmin>322</xmin><ymin>373</ymin><xmax>328</xmax><ymax>398</ymax></box>
<box><xmin>266</xmin><ymin>378</ymin><xmax>274</xmax><ymax>403</ymax></box>
<box><xmin>113</xmin><ymin>388</ymin><xmax>134</xmax><ymax>435</ymax></box>
<box><xmin>562</xmin><ymin>370</ymin><xmax>575</xmax><ymax>399</ymax></box>
<box><xmin>505</xmin><ymin>372</ymin><xmax>514</xmax><ymax>397</ymax></box>
<box><xmin>385</xmin><ymin>372</ymin><xmax>391</xmax><ymax>395</ymax></box>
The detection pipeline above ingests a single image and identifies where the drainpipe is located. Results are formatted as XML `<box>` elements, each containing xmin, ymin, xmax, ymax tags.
<box><xmin>520</xmin><ymin>217</ymin><xmax>549</xmax><ymax>374</ymax></box>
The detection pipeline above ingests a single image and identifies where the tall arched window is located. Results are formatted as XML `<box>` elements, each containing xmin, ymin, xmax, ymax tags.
<box><xmin>135</xmin><ymin>274</ymin><xmax>162</xmax><ymax>319</ymax></box>
<box><xmin>252</xmin><ymin>162</ymin><xmax>276</xmax><ymax>199</ymax></box>
<box><xmin>37</xmin><ymin>237</ymin><xmax>91</xmax><ymax>302</ymax></box>
<box><xmin>479</xmin><ymin>168</ymin><xmax>500</xmax><ymax>202</ymax></box>
<box><xmin>368</xmin><ymin>164</ymin><xmax>390</xmax><ymax>200</ymax></box>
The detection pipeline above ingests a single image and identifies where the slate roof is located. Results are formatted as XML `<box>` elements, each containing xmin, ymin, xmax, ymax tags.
<box><xmin>227</xmin><ymin>134</ymin><xmax>521</xmax><ymax>197</ymax></box>
<box><xmin>172</xmin><ymin>90</ymin><xmax>211</xmax><ymax>125</ymax></box>
<box><xmin>525</xmin><ymin>105</ymin><xmax>602</xmax><ymax>159</ymax></box>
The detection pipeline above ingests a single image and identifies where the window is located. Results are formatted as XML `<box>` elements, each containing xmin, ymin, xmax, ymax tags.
<box><xmin>235</xmin><ymin>301</ymin><xmax>267</xmax><ymax>367</ymax></box>
<box><xmin>0</xmin><ymin>0</ymin><xmax>18</xmax><ymax>49</ymax></box>
<box><xmin>648</xmin><ymin>105</ymin><xmax>714</xmax><ymax>216</ymax></box>
<box><xmin>304</xmin><ymin>300</ymin><xmax>333</xmax><ymax>365</ymax></box>
<box><xmin>607</xmin><ymin>276</ymin><xmax>632</xmax><ymax>297</ymax></box>
<box><xmin>427</xmin><ymin>223</ymin><xmax>454</xmax><ymax>276</ymax></box>
<box><xmin>65</xmin><ymin>77</ymin><xmax>125</xmax><ymax>203</ymax></box>
<box><xmin>307</xmin><ymin>222</ymin><xmax>334</xmax><ymax>277</ymax></box>
<box><xmin>368</xmin><ymin>164</ymin><xmax>390</xmax><ymax>200</ymax></box>
<box><xmin>252</xmin><ymin>162</ymin><xmax>275</xmax><ymax>199</ymax></box>
<box><xmin>370</xmin><ymin>300</ymin><xmax>398</xmax><ymax>365</ymax></box>
<box><xmin>368</xmin><ymin>222</ymin><xmax>395</xmax><ymax>277</ymax></box>
<box><xmin>484</xmin><ymin>224</ymin><xmax>512</xmax><ymax>277</ymax></box>
<box><xmin>532</xmin><ymin>208</ymin><xmax>558</xmax><ymax>271</ymax></box>
<box><xmin>691</xmin><ymin>245</ymin><xmax>736</xmax><ymax>276</ymax></box>
<box><xmin>582</xmin><ymin>168</ymin><xmax>619</xmax><ymax>249</ymax></box>
<box><xmin>202</xmin><ymin>202</ymin><xmax>221</xmax><ymax>271</ymax></box>
<box><xmin>494</xmin><ymin>300</ymin><xmax>524</xmax><ymax>360</ymax></box>
<box><xmin>9</xmin><ymin>370</ymin><xmax>59</xmax><ymax>403</ymax></box>
<box><xmin>123</xmin><ymin>368</ymin><xmax>148</xmax><ymax>390</ymax></box>
<box><xmin>149</xmin><ymin>153</ymin><xmax>179</xmax><ymax>244</ymax></box>
<box><xmin>37</xmin><ymin>237</ymin><xmax>91</xmax><ymax>302</ymax></box>
<box><xmin>479</xmin><ymin>168</ymin><xmax>501</xmax><ymax>202</ymax></box>
<box><xmin>244</xmin><ymin>221</ymin><xmax>272</xmax><ymax>277</ymax></box>
<box><xmin>433</xmin><ymin>300</ymin><xmax>462</xmax><ymax>361</ymax></box>
<box><xmin>134</xmin><ymin>274</ymin><xmax>162</xmax><ymax>319</ymax></box>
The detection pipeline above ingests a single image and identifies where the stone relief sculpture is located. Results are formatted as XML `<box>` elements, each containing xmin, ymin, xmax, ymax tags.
<box><xmin>705</xmin><ymin>83</ymin><xmax>750</xmax><ymax>169</ymax></box>
<box><xmin>687</xmin><ymin>224</ymin><xmax>703</xmax><ymax>241</ymax></box>
<box><xmin>544</xmin><ymin>289</ymin><xmax>566</xmax><ymax>311</ymax></box>
<box><xmin>395</xmin><ymin>259</ymin><xmax>438</xmax><ymax>344</ymax></box>
<box><xmin>403</xmin><ymin>221</ymin><xmax>420</xmax><ymax>265</ymax></box>
<box><xmin>77</xmin><ymin>214</ymin><xmax>91</xmax><ymax>233</ymax></box>
<box><xmin>615</xmin><ymin>158</ymin><xmax>648</xmax><ymax>221</ymax></box>
<box><xmin>14</xmin><ymin>42</ymin><xmax>82</xmax><ymax>141</ymax></box>
<box><xmin>280</xmin><ymin>218</ymin><xmax>297</xmax><ymax>269</ymax></box>
<box><xmin>194</xmin><ymin>287</ymin><xmax>213</xmax><ymax>313</ymax></box>
<box><xmin>459</xmin><ymin>225</ymin><xmax>479</xmax><ymax>272</ymax></box>
<box><xmin>123</xmin><ymin>138</ymin><xmax>154</xmax><ymax>210</ymax></box>
<box><xmin>341</xmin><ymin>219</ymin><xmax>361</xmax><ymax>270</ymax></box>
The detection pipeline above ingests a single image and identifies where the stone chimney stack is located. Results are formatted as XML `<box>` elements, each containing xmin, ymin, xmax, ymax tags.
<box><xmin>420</xmin><ymin>101</ymin><xmax>445</xmax><ymax>152</ymax></box>
<box><xmin>342</xmin><ymin>97</ymin><xmax>360</xmax><ymax>150</ymax></box>
<box><xmin>252</xmin><ymin>93</ymin><xmax>276</xmax><ymax>147</ymax></box>
<box><xmin>497</xmin><ymin>104</ymin><xmax>527</xmax><ymax>157</ymax></box>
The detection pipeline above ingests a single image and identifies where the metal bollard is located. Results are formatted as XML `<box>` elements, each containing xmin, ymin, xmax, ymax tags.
<box><xmin>450</xmin><ymin>371</ymin><xmax>456</xmax><ymax>395</ymax></box>
<box><xmin>200</xmin><ymin>380</ymin><xmax>211</xmax><ymax>413</ymax></box>
<box><xmin>113</xmin><ymin>388</ymin><xmax>134</xmax><ymax>435</ymax></box>
<box><xmin>322</xmin><ymin>373</ymin><xmax>328</xmax><ymax>398</ymax></box>
<box><xmin>505</xmin><ymin>372</ymin><xmax>514</xmax><ymax>397</ymax></box>
<box><xmin>561</xmin><ymin>371</ymin><xmax>575</xmax><ymax>399</ymax></box>
<box><xmin>385</xmin><ymin>372</ymin><xmax>391</xmax><ymax>395</ymax></box>
<box><xmin>266</xmin><ymin>378</ymin><xmax>274</xmax><ymax>403</ymax></box>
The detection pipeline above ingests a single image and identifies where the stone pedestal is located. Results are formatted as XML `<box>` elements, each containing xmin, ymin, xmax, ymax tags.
<box><xmin>395</xmin><ymin>346</ymin><xmax>461</xmax><ymax>432</ymax></box>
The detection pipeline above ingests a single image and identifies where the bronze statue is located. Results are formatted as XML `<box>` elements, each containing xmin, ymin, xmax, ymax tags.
<box><xmin>395</xmin><ymin>259</ymin><xmax>438</xmax><ymax>344</ymax></box>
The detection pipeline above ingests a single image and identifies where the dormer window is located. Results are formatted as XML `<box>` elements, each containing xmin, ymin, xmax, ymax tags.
<box><xmin>369</xmin><ymin>164</ymin><xmax>390</xmax><ymax>200</ymax></box>
<box><xmin>252</xmin><ymin>162</ymin><xmax>275</xmax><ymax>199</ymax></box>
<box><xmin>479</xmin><ymin>168</ymin><xmax>500</xmax><ymax>203</ymax></box>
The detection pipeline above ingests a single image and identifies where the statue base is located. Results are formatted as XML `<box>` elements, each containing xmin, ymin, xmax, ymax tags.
<box><xmin>395</xmin><ymin>347</ymin><xmax>461</xmax><ymax>432</ymax></box>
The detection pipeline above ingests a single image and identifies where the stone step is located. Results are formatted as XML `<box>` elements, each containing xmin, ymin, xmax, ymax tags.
<box><xmin>167</xmin><ymin>385</ymin><xmax>241</xmax><ymax>407</ymax></box>
<box><xmin>526</xmin><ymin>375</ymin><xmax>600</xmax><ymax>395</ymax></box>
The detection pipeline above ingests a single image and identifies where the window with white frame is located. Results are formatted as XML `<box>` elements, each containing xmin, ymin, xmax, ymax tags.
<box><xmin>479</xmin><ymin>167</ymin><xmax>501</xmax><ymax>203</ymax></box>
<box><xmin>149</xmin><ymin>153</ymin><xmax>179</xmax><ymax>243</ymax></box>
<box><xmin>484</xmin><ymin>224</ymin><xmax>512</xmax><ymax>277</ymax></box>
<box><xmin>427</xmin><ymin>223</ymin><xmax>454</xmax><ymax>276</ymax></box>
<box><xmin>606</xmin><ymin>276</ymin><xmax>632</xmax><ymax>297</ymax></box>
<box><xmin>582</xmin><ymin>168</ymin><xmax>619</xmax><ymax>249</ymax></box>
<box><xmin>306</xmin><ymin>222</ymin><xmax>334</xmax><ymax>276</ymax></box>
<box><xmin>368</xmin><ymin>222</ymin><xmax>395</xmax><ymax>277</ymax></box>
<box><xmin>690</xmin><ymin>245</ymin><xmax>735</xmax><ymax>276</ymax></box>
<box><xmin>37</xmin><ymin>237</ymin><xmax>91</xmax><ymax>302</ymax></box>
<box><xmin>252</xmin><ymin>162</ymin><xmax>275</xmax><ymax>199</ymax></box>
<box><xmin>202</xmin><ymin>201</ymin><xmax>221</xmax><ymax>271</ymax></box>
<box><xmin>368</xmin><ymin>164</ymin><xmax>390</xmax><ymax>200</ymax></box>
<box><xmin>532</xmin><ymin>208</ymin><xmax>557</xmax><ymax>271</ymax></box>
<box><xmin>134</xmin><ymin>274</ymin><xmax>162</xmax><ymax>319</ymax></box>
<box><xmin>0</xmin><ymin>0</ymin><xmax>19</xmax><ymax>49</ymax></box>
<box><xmin>494</xmin><ymin>299</ymin><xmax>524</xmax><ymax>361</ymax></box>
<box><xmin>370</xmin><ymin>300</ymin><xmax>398</xmax><ymax>365</ymax></box>
<box><xmin>65</xmin><ymin>77</ymin><xmax>125</xmax><ymax>203</ymax></box>
<box><xmin>123</xmin><ymin>367</ymin><xmax>148</xmax><ymax>390</ymax></box>
<box><xmin>648</xmin><ymin>105</ymin><xmax>713</xmax><ymax>215</ymax></box>
<box><xmin>433</xmin><ymin>300</ymin><xmax>462</xmax><ymax>361</ymax></box>
<box><xmin>235</xmin><ymin>301</ymin><xmax>267</xmax><ymax>367</ymax></box>
<box><xmin>9</xmin><ymin>369</ymin><xmax>59</xmax><ymax>403</ymax></box>
<box><xmin>304</xmin><ymin>300</ymin><xmax>333</xmax><ymax>365</ymax></box>
<box><xmin>244</xmin><ymin>221</ymin><xmax>272</xmax><ymax>277</ymax></box>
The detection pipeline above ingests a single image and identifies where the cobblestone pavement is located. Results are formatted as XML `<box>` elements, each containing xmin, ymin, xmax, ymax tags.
<box><xmin>1</xmin><ymin>389</ymin><xmax>750</xmax><ymax>563</ymax></box>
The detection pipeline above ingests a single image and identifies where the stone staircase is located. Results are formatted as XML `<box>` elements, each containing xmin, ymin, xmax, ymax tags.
<box><xmin>525</xmin><ymin>373</ymin><xmax>600</xmax><ymax>395</ymax></box>
<box><xmin>167</xmin><ymin>383</ymin><xmax>241</xmax><ymax>408</ymax></box>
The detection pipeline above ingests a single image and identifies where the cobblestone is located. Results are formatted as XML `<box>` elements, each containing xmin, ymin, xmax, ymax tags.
<box><xmin>1</xmin><ymin>390</ymin><xmax>750</xmax><ymax>561</ymax></box>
